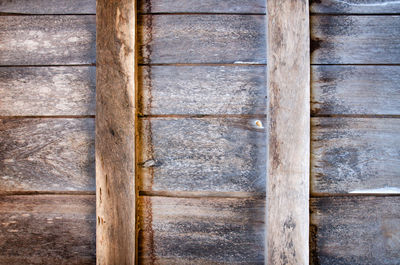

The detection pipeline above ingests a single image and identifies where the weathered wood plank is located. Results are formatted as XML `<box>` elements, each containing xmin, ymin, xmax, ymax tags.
<box><xmin>138</xmin><ymin>117</ymin><xmax>266</xmax><ymax>193</ymax></box>
<box><xmin>311</xmin><ymin>15</ymin><xmax>400</xmax><ymax>64</ymax></box>
<box><xmin>138</xmin><ymin>196</ymin><xmax>265</xmax><ymax>264</ymax></box>
<box><xmin>139</xmin><ymin>65</ymin><xmax>267</xmax><ymax>115</ymax></box>
<box><xmin>0</xmin><ymin>15</ymin><xmax>95</xmax><ymax>65</ymax></box>
<box><xmin>267</xmin><ymin>0</ymin><xmax>310</xmax><ymax>264</ymax></box>
<box><xmin>0</xmin><ymin>118</ymin><xmax>95</xmax><ymax>191</ymax></box>
<box><xmin>138</xmin><ymin>15</ymin><xmax>266</xmax><ymax>64</ymax></box>
<box><xmin>312</xmin><ymin>65</ymin><xmax>400</xmax><ymax>115</ymax></box>
<box><xmin>96</xmin><ymin>0</ymin><xmax>136</xmax><ymax>264</ymax></box>
<box><xmin>311</xmin><ymin>196</ymin><xmax>400</xmax><ymax>265</ymax></box>
<box><xmin>311</xmin><ymin>117</ymin><xmax>400</xmax><ymax>194</ymax></box>
<box><xmin>138</xmin><ymin>0</ymin><xmax>266</xmax><ymax>13</ymax></box>
<box><xmin>311</xmin><ymin>0</ymin><xmax>400</xmax><ymax>14</ymax></box>
<box><xmin>0</xmin><ymin>195</ymin><xmax>95</xmax><ymax>265</ymax></box>
<box><xmin>0</xmin><ymin>0</ymin><xmax>95</xmax><ymax>14</ymax></box>
<box><xmin>0</xmin><ymin>66</ymin><xmax>95</xmax><ymax>116</ymax></box>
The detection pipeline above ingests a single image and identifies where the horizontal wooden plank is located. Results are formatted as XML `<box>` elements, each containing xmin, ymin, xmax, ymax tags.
<box><xmin>311</xmin><ymin>117</ymin><xmax>400</xmax><ymax>194</ymax></box>
<box><xmin>138</xmin><ymin>196</ymin><xmax>265</xmax><ymax>264</ymax></box>
<box><xmin>0</xmin><ymin>195</ymin><xmax>95</xmax><ymax>264</ymax></box>
<box><xmin>0</xmin><ymin>118</ymin><xmax>95</xmax><ymax>191</ymax></box>
<box><xmin>138</xmin><ymin>117</ymin><xmax>266</xmax><ymax>193</ymax></box>
<box><xmin>311</xmin><ymin>0</ymin><xmax>400</xmax><ymax>14</ymax></box>
<box><xmin>311</xmin><ymin>65</ymin><xmax>400</xmax><ymax>115</ymax></box>
<box><xmin>0</xmin><ymin>0</ymin><xmax>95</xmax><ymax>14</ymax></box>
<box><xmin>139</xmin><ymin>65</ymin><xmax>267</xmax><ymax>115</ymax></box>
<box><xmin>311</xmin><ymin>196</ymin><xmax>400</xmax><ymax>265</ymax></box>
<box><xmin>0</xmin><ymin>15</ymin><xmax>95</xmax><ymax>65</ymax></box>
<box><xmin>0</xmin><ymin>66</ymin><xmax>95</xmax><ymax>116</ymax></box>
<box><xmin>311</xmin><ymin>15</ymin><xmax>400</xmax><ymax>64</ymax></box>
<box><xmin>138</xmin><ymin>0</ymin><xmax>266</xmax><ymax>13</ymax></box>
<box><xmin>138</xmin><ymin>15</ymin><xmax>266</xmax><ymax>64</ymax></box>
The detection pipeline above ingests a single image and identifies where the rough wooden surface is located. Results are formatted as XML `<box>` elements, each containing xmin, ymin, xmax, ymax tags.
<box><xmin>96</xmin><ymin>0</ymin><xmax>136</xmax><ymax>264</ymax></box>
<box><xmin>311</xmin><ymin>15</ymin><xmax>400</xmax><ymax>64</ymax></box>
<box><xmin>0</xmin><ymin>15</ymin><xmax>95</xmax><ymax>65</ymax></box>
<box><xmin>138</xmin><ymin>65</ymin><xmax>267</xmax><ymax>115</ymax></box>
<box><xmin>0</xmin><ymin>118</ymin><xmax>95</xmax><ymax>192</ymax></box>
<box><xmin>138</xmin><ymin>196</ymin><xmax>265</xmax><ymax>264</ymax></box>
<box><xmin>138</xmin><ymin>117</ymin><xmax>266</xmax><ymax>193</ymax></box>
<box><xmin>311</xmin><ymin>0</ymin><xmax>400</xmax><ymax>14</ymax></box>
<box><xmin>311</xmin><ymin>117</ymin><xmax>400</xmax><ymax>194</ymax></box>
<box><xmin>138</xmin><ymin>0</ymin><xmax>266</xmax><ymax>13</ymax></box>
<box><xmin>0</xmin><ymin>0</ymin><xmax>95</xmax><ymax>14</ymax></box>
<box><xmin>267</xmin><ymin>0</ymin><xmax>310</xmax><ymax>264</ymax></box>
<box><xmin>311</xmin><ymin>196</ymin><xmax>400</xmax><ymax>265</ymax></box>
<box><xmin>0</xmin><ymin>66</ymin><xmax>95</xmax><ymax>116</ymax></box>
<box><xmin>138</xmin><ymin>15</ymin><xmax>266</xmax><ymax>64</ymax></box>
<box><xmin>0</xmin><ymin>195</ymin><xmax>95</xmax><ymax>265</ymax></box>
<box><xmin>312</xmin><ymin>65</ymin><xmax>400</xmax><ymax>115</ymax></box>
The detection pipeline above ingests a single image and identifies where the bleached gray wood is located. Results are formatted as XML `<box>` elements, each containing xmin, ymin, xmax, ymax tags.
<box><xmin>311</xmin><ymin>0</ymin><xmax>400</xmax><ymax>14</ymax></box>
<box><xmin>0</xmin><ymin>0</ymin><xmax>95</xmax><ymax>14</ymax></box>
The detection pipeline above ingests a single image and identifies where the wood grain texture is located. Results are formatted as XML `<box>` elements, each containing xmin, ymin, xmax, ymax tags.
<box><xmin>0</xmin><ymin>0</ymin><xmax>95</xmax><ymax>14</ymax></box>
<box><xmin>0</xmin><ymin>195</ymin><xmax>95</xmax><ymax>265</ymax></box>
<box><xmin>311</xmin><ymin>0</ymin><xmax>400</xmax><ymax>14</ymax></box>
<box><xmin>312</xmin><ymin>65</ymin><xmax>400</xmax><ymax>115</ymax></box>
<box><xmin>0</xmin><ymin>118</ymin><xmax>95</xmax><ymax>192</ymax></box>
<box><xmin>0</xmin><ymin>15</ymin><xmax>95</xmax><ymax>65</ymax></box>
<box><xmin>0</xmin><ymin>66</ymin><xmax>95</xmax><ymax>116</ymax></box>
<box><xmin>138</xmin><ymin>117</ymin><xmax>266</xmax><ymax>193</ymax></box>
<box><xmin>311</xmin><ymin>117</ymin><xmax>400</xmax><ymax>194</ymax></box>
<box><xmin>267</xmin><ymin>0</ymin><xmax>310</xmax><ymax>264</ymax></box>
<box><xmin>138</xmin><ymin>196</ymin><xmax>265</xmax><ymax>264</ymax></box>
<box><xmin>138</xmin><ymin>0</ymin><xmax>266</xmax><ymax>13</ymax></box>
<box><xmin>96</xmin><ymin>0</ymin><xmax>136</xmax><ymax>264</ymax></box>
<box><xmin>311</xmin><ymin>196</ymin><xmax>400</xmax><ymax>265</ymax></box>
<box><xmin>311</xmin><ymin>15</ymin><xmax>400</xmax><ymax>64</ymax></box>
<box><xmin>138</xmin><ymin>15</ymin><xmax>266</xmax><ymax>64</ymax></box>
<box><xmin>139</xmin><ymin>65</ymin><xmax>267</xmax><ymax>115</ymax></box>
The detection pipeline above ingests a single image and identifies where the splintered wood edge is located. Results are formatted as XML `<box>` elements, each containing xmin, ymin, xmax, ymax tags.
<box><xmin>267</xmin><ymin>0</ymin><xmax>310</xmax><ymax>264</ymax></box>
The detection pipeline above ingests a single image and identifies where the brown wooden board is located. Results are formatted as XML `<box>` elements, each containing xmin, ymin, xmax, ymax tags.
<box><xmin>0</xmin><ymin>195</ymin><xmax>95</xmax><ymax>264</ymax></box>
<box><xmin>138</xmin><ymin>15</ymin><xmax>266</xmax><ymax>64</ymax></box>
<box><xmin>311</xmin><ymin>117</ymin><xmax>400</xmax><ymax>194</ymax></box>
<box><xmin>310</xmin><ymin>196</ymin><xmax>400</xmax><ymax>265</ymax></box>
<box><xmin>311</xmin><ymin>0</ymin><xmax>400</xmax><ymax>14</ymax></box>
<box><xmin>311</xmin><ymin>15</ymin><xmax>400</xmax><ymax>64</ymax></box>
<box><xmin>138</xmin><ymin>196</ymin><xmax>265</xmax><ymax>264</ymax></box>
<box><xmin>0</xmin><ymin>118</ymin><xmax>95</xmax><ymax>192</ymax></box>
<box><xmin>0</xmin><ymin>0</ymin><xmax>95</xmax><ymax>14</ymax></box>
<box><xmin>138</xmin><ymin>65</ymin><xmax>267</xmax><ymax>115</ymax></box>
<box><xmin>138</xmin><ymin>117</ymin><xmax>266</xmax><ymax>193</ymax></box>
<box><xmin>0</xmin><ymin>66</ymin><xmax>95</xmax><ymax>116</ymax></box>
<box><xmin>312</xmin><ymin>65</ymin><xmax>400</xmax><ymax>115</ymax></box>
<box><xmin>0</xmin><ymin>15</ymin><xmax>95</xmax><ymax>65</ymax></box>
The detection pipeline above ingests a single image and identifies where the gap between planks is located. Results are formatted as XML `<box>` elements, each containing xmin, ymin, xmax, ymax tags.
<box><xmin>139</xmin><ymin>190</ymin><xmax>265</xmax><ymax>199</ymax></box>
<box><xmin>138</xmin><ymin>63</ymin><xmax>267</xmax><ymax>66</ymax></box>
<box><xmin>0</xmin><ymin>64</ymin><xmax>96</xmax><ymax>67</ymax></box>
<box><xmin>311</xmin><ymin>193</ymin><xmax>400</xmax><ymax>197</ymax></box>
<box><xmin>0</xmin><ymin>13</ymin><xmax>95</xmax><ymax>16</ymax></box>
<box><xmin>138</xmin><ymin>114</ymin><xmax>266</xmax><ymax>119</ymax></box>
<box><xmin>138</xmin><ymin>12</ymin><xmax>266</xmax><ymax>15</ymax></box>
<box><xmin>311</xmin><ymin>114</ymin><xmax>400</xmax><ymax>119</ymax></box>
<box><xmin>0</xmin><ymin>115</ymin><xmax>95</xmax><ymax>119</ymax></box>
<box><xmin>0</xmin><ymin>191</ymin><xmax>96</xmax><ymax>196</ymax></box>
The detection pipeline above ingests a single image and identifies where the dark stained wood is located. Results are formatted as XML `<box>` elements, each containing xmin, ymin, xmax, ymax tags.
<box><xmin>0</xmin><ymin>15</ymin><xmax>95</xmax><ymax>65</ymax></box>
<box><xmin>311</xmin><ymin>0</ymin><xmax>400</xmax><ymax>14</ymax></box>
<box><xmin>138</xmin><ymin>15</ymin><xmax>266</xmax><ymax>64</ymax></box>
<box><xmin>0</xmin><ymin>0</ymin><xmax>95</xmax><ymax>14</ymax></box>
<box><xmin>138</xmin><ymin>117</ymin><xmax>266</xmax><ymax>193</ymax></box>
<box><xmin>0</xmin><ymin>118</ymin><xmax>95</xmax><ymax>192</ymax></box>
<box><xmin>311</xmin><ymin>15</ymin><xmax>400</xmax><ymax>64</ymax></box>
<box><xmin>0</xmin><ymin>66</ymin><xmax>95</xmax><ymax>116</ymax></box>
<box><xmin>138</xmin><ymin>0</ymin><xmax>266</xmax><ymax>14</ymax></box>
<box><xmin>138</xmin><ymin>196</ymin><xmax>265</xmax><ymax>264</ymax></box>
<box><xmin>0</xmin><ymin>195</ymin><xmax>95</xmax><ymax>265</ymax></box>
<box><xmin>311</xmin><ymin>117</ymin><xmax>400</xmax><ymax>194</ymax></box>
<box><xmin>312</xmin><ymin>65</ymin><xmax>400</xmax><ymax>115</ymax></box>
<box><xmin>138</xmin><ymin>65</ymin><xmax>267</xmax><ymax>115</ymax></box>
<box><xmin>311</xmin><ymin>196</ymin><xmax>400</xmax><ymax>265</ymax></box>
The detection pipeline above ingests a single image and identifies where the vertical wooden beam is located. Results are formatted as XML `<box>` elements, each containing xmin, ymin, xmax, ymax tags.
<box><xmin>96</xmin><ymin>0</ymin><xmax>137</xmax><ymax>264</ymax></box>
<box><xmin>267</xmin><ymin>0</ymin><xmax>310</xmax><ymax>264</ymax></box>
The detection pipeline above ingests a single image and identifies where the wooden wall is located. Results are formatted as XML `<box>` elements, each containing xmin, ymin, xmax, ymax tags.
<box><xmin>0</xmin><ymin>0</ymin><xmax>96</xmax><ymax>264</ymax></box>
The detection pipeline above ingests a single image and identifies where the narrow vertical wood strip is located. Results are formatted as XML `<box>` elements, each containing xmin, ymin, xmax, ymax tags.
<box><xmin>96</xmin><ymin>0</ymin><xmax>136</xmax><ymax>264</ymax></box>
<box><xmin>267</xmin><ymin>0</ymin><xmax>310</xmax><ymax>264</ymax></box>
